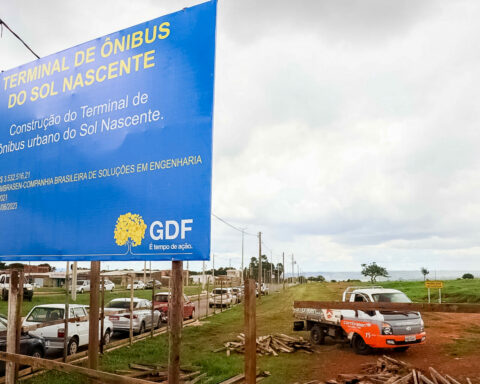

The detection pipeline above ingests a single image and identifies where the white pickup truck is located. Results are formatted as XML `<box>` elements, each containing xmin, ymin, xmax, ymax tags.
<box><xmin>293</xmin><ymin>286</ymin><xmax>426</xmax><ymax>354</ymax></box>
<box><xmin>0</xmin><ymin>273</ymin><xmax>34</xmax><ymax>301</ymax></box>
<box><xmin>23</xmin><ymin>304</ymin><xmax>113</xmax><ymax>355</ymax></box>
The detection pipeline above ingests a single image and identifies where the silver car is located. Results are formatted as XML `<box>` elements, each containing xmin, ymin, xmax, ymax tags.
<box><xmin>104</xmin><ymin>298</ymin><xmax>161</xmax><ymax>334</ymax></box>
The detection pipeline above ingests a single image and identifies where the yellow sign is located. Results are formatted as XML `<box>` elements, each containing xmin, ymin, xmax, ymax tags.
<box><xmin>425</xmin><ymin>281</ymin><xmax>444</xmax><ymax>289</ymax></box>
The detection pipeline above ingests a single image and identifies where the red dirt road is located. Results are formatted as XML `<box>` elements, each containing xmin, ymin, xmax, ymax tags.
<box><xmin>308</xmin><ymin>313</ymin><xmax>480</xmax><ymax>382</ymax></box>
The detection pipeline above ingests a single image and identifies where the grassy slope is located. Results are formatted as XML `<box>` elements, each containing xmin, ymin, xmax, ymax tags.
<box><xmin>23</xmin><ymin>280</ymin><xmax>480</xmax><ymax>384</ymax></box>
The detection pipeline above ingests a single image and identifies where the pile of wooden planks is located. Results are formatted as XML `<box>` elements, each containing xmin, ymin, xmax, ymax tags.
<box><xmin>217</xmin><ymin>333</ymin><xmax>314</xmax><ymax>356</ymax></box>
<box><xmin>115</xmin><ymin>363</ymin><xmax>207</xmax><ymax>383</ymax></box>
<box><xmin>296</xmin><ymin>355</ymin><xmax>475</xmax><ymax>384</ymax></box>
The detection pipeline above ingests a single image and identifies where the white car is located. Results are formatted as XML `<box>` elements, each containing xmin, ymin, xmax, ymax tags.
<box><xmin>104</xmin><ymin>298</ymin><xmax>161</xmax><ymax>334</ymax></box>
<box><xmin>76</xmin><ymin>280</ymin><xmax>90</xmax><ymax>294</ymax></box>
<box><xmin>126</xmin><ymin>281</ymin><xmax>145</xmax><ymax>290</ymax></box>
<box><xmin>0</xmin><ymin>274</ymin><xmax>34</xmax><ymax>301</ymax></box>
<box><xmin>101</xmin><ymin>280</ymin><xmax>115</xmax><ymax>292</ymax></box>
<box><xmin>23</xmin><ymin>304</ymin><xmax>113</xmax><ymax>355</ymax></box>
<box><xmin>209</xmin><ymin>288</ymin><xmax>237</xmax><ymax>308</ymax></box>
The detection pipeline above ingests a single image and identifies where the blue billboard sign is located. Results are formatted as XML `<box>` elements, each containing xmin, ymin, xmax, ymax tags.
<box><xmin>0</xmin><ymin>1</ymin><xmax>216</xmax><ymax>261</ymax></box>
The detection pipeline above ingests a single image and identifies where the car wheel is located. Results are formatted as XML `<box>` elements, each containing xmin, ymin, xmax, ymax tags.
<box><xmin>31</xmin><ymin>347</ymin><xmax>44</xmax><ymax>359</ymax></box>
<box><xmin>103</xmin><ymin>331</ymin><xmax>111</xmax><ymax>345</ymax></box>
<box><xmin>80</xmin><ymin>289</ymin><xmax>84</xmax><ymax>294</ymax></box>
<box><xmin>157</xmin><ymin>315</ymin><xmax>162</xmax><ymax>328</ymax></box>
<box><xmin>352</xmin><ymin>334</ymin><xmax>371</xmax><ymax>355</ymax></box>
<box><xmin>68</xmin><ymin>338</ymin><xmax>79</xmax><ymax>355</ymax></box>
<box><xmin>2</xmin><ymin>289</ymin><xmax>8</xmax><ymax>301</ymax></box>
<box><xmin>138</xmin><ymin>322</ymin><xmax>145</xmax><ymax>334</ymax></box>
<box><xmin>310</xmin><ymin>325</ymin><xmax>325</xmax><ymax>345</ymax></box>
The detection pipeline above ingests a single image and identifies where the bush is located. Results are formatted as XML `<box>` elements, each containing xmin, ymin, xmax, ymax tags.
<box><xmin>462</xmin><ymin>273</ymin><xmax>475</xmax><ymax>279</ymax></box>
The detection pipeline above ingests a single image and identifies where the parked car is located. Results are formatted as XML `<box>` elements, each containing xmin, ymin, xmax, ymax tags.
<box><xmin>153</xmin><ymin>292</ymin><xmax>195</xmax><ymax>322</ymax></box>
<box><xmin>126</xmin><ymin>281</ymin><xmax>145</xmax><ymax>290</ymax></box>
<box><xmin>76</xmin><ymin>280</ymin><xmax>90</xmax><ymax>294</ymax></box>
<box><xmin>105</xmin><ymin>298</ymin><xmax>161</xmax><ymax>334</ymax></box>
<box><xmin>0</xmin><ymin>274</ymin><xmax>34</xmax><ymax>301</ymax></box>
<box><xmin>145</xmin><ymin>280</ymin><xmax>162</xmax><ymax>289</ymax></box>
<box><xmin>231</xmin><ymin>287</ymin><xmax>244</xmax><ymax>302</ymax></box>
<box><xmin>256</xmin><ymin>283</ymin><xmax>269</xmax><ymax>296</ymax></box>
<box><xmin>23</xmin><ymin>304</ymin><xmax>113</xmax><ymax>355</ymax></box>
<box><xmin>0</xmin><ymin>315</ymin><xmax>46</xmax><ymax>373</ymax></box>
<box><xmin>100</xmin><ymin>280</ymin><xmax>115</xmax><ymax>292</ymax></box>
<box><xmin>209</xmin><ymin>288</ymin><xmax>237</xmax><ymax>308</ymax></box>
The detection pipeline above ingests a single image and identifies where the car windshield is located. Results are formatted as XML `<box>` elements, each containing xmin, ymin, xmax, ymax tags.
<box><xmin>106</xmin><ymin>301</ymin><xmax>130</xmax><ymax>309</ymax></box>
<box><xmin>155</xmin><ymin>294</ymin><xmax>169</xmax><ymax>302</ymax></box>
<box><xmin>372</xmin><ymin>292</ymin><xmax>411</xmax><ymax>303</ymax></box>
<box><xmin>27</xmin><ymin>307</ymin><xmax>65</xmax><ymax>322</ymax></box>
<box><xmin>77</xmin><ymin>280</ymin><xmax>85</xmax><ymax>286</ymax></box>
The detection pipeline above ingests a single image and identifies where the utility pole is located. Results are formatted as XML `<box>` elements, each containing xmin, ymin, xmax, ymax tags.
<box><xmin>282</xmin><ymin>252</ymin><xmax>285</xmax><ymax>290</ymax></box>
<box><xmin>258</xmin><ymin>232</ymin><xmax>262</xmax><ymax>299</ymax></box>
<box><xmin>291</xmin><ymin>254</ymin><xmax>294</xmax><ymax>284</ymax></box>
<box><xmin>270</xmin><ymin>251</ymin><xmax>273</xmax><ymax>285</ymax></box>
<box><xmin>202</xmin><ymin>260</ymin><xmax>206</xmax><ymax>290</ymax></box>
<box><xmin>241</xmin><ymin>228</ymin><xmax>246</xmax><ymax>284</ymax></box>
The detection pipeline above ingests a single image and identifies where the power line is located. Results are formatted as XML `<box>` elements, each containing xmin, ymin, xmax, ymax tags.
<box><xmin>0</xmin><ymin>18</ymin><xmax>40</xmax><ymax>59</ymax></box>
<box><xmin>211</xmin><ymin>213</ymin><xmax>256</xmax><ymax>236</ymax></box>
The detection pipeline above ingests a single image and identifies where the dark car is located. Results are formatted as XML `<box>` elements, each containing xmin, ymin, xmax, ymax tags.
<box><xmin>145</xmin><ymin>280</ymin><xmax>162</xmax><ymax>289</ymax></box>
<box><xmin>0</xmin><ymin>315</ymin><xmax>46</xmax><ymax>373</ymax></box>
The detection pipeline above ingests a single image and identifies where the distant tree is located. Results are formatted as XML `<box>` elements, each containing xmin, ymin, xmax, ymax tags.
<box><xmin>308</xmin><ymin>275</ymin><xmax>326</xmax><ymax>282</ymax></box>
<box><xmin>0</xmin><ymin>262</ymin><xmax>6</xmax><ymax>270</ymax></box>
<box><xmin>361</xmin><ymin>262</ymin><xmax>389</xmax><ymax>283</ymax></box>
<box><xmin>462</xmin><ymin>273</ymin><xmax>474</xmax><ymax>279</ymax></box>
<box><xmin>421</xmin><ymin>267</ymin><xmax>430</xmax><ymax>281</ymax></box>
<box><xmin>7</xmin><ymin>263</ymin><xmax>25</xmax><ymax>270</ymax></box>
<box><xmin>38</xmin><ymin>263</ymin><xmax>54</xmax><ymax>272</ymax></box>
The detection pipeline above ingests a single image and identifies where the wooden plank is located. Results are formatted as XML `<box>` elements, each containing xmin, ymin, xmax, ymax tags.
<box><xmin>6</xmin><ymin>269</ymin><xmax>20</xmax><ymax>384</ymax></box>
<box><xmin>293</xmin><ymin>301</ymin><xmax>480</xmax><ymax>313</ymax></box>
<box><xmin>168</xmin><ymin>260</ymin><xmax>183</xmax><ymax>384</ymax></box>
<box><xmin>130</xmin><ymin>274</ymin><xmax>134</xmax><ymax>346</ymax></box>
<box><xmin>88</xmin><ymin>260</ymin><xmax>100</xmax><ymax>371</ymax></box>
<box><xmin>15</xmin><ymin>271</ymin><xmax>24</xmax><ymax>381</ymax></box>
<box><xmin>0</xmin><ymin>352</ymin><xmax>155</xmax><ymax>384</ymax></box>
<box><xmin>244</xmin><ymin>279</ymin><xmax>256</xmax><ymax>384</ymax></box>
<box><xmin>101</xmin><ymin>276</ymin><xmax>105</xmax><ymax>354</ymax></box>
<box><xmin>63</xmin><ymin>261</ymin><xmax>70</xmax><ymax>362</ymax></box>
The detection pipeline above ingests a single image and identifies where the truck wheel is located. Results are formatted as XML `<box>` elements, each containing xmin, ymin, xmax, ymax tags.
<box><xmin>352</xmin><ymin>334</ymin><xmax>371</xmax><ymax>355</ymax></box>
<box><xmin>310</xmin><ymin>325</ymin><xmax>325</xmax><ymax>345</ymax></box>
<box><xmin>68</xmin><ymin>337</ymin><xmax>79</xmax><ymax>355</ymax></box>
<box><xmin>394</xmin><ymin>346</ymin><xmax>409</xmax><ymax>352</ymax></box>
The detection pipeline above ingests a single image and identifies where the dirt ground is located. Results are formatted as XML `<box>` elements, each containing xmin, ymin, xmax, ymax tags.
<box><xmin>308</xmin><ymin>313</ymin><xmax>480</xmax><ymax>382</ymax></box>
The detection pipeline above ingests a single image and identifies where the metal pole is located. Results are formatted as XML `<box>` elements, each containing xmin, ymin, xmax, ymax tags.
<box><xmin>212</xmin><ymin>254</ymin><xmax>216</xmax><ymax>315</ymax></box>
<box><xmin>151</xmin><ymin>278</ymin><xmax>156</xmax><ymax>338</ymax></box>
<box><xmin>100</xmin><ymin>276</ymin><xmax>105</xmax><ymax>353</ymax></box>
<box><xmin>206</xmin><ymin>279</ymin><xmax>210</xmax><ymax>318</ymax></box>
<box><xmin>291</xmin><ymin>254</ymin><xmax>294</xmax><ymax>284</ymax></box>
<box><xmin>439</xmin><ymin>288</ymin><xmax>442</xmax><ymax>304</ymax></box>
<box><xmin>428</xmin><ymin>288</ymin><xmax>431</xmax><ymax>303</ymax></box>
<box><xmin>202</xmin><ymin>261</ymin><xmax>206</xmax><ymax>290</ymax></box>
<box><xmin>241</xmin><ymin>229</ymin><xmax>245</xmax><ymax>284</ymax></box>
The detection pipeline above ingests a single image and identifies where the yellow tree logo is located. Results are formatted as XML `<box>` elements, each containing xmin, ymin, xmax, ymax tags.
<box><xmin>114</xmin><ymin>213</ymin><xmax>147</xmax><ymax>250</ymax></box>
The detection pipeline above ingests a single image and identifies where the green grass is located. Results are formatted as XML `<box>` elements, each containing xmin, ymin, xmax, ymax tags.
<box><xmin>25</xmin><ymin>283</ymin><xmax>339</xmax><ymax>384</ymax></box>
<box><xmin>22</xmin><ymin>280</ymin><xmax>480</xmax><ymax>384</ymax></box>
<box><xmin>445</xmin><ymin>326</ymin><xmax>480</xmax><ymax>357</ymax></box>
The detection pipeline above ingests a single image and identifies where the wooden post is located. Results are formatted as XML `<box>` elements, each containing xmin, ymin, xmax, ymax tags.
<box><xmin>72</xmin><ymin>262</ymin><xmax>77</xmax><ymax>301</ymax></box>
<box><xmin>206</xmin><ymin>279</ymin><xmax>209</xmax><ymax>318</ymax></box>
<box><xmin>88</xmin><ymin>261</ymin><xmax>100</xmax><ymax>371</ymax></box>
<box><xmin>197</xmin><ymin>284</ymin><xmax>201</xmax><ymax>320</ymax></box>
<box><xmin>130</xmin><ymin>274</ymin><xmax>134</xmax><ymax>346</ymax></box>
<box><xmin>151</xmin><ymin>278</ymin><xmax>155</xmax><ymax>338</ymax></box>
<box><xmin>14</xmin><ymin>271</ymin><xmax>24</xmax><ymax>381</ymax></box>
<box><xmin>244</xmin><ymin>279</ymin><xmax>256</xmax><ymax>384</ymax></box>
<box><xmin>168</xmin><ymin>261</ymin><xmax>183</xmax><ymax>384</ymax></box>
<box><xmin>428</xmin><ymin>288</ymin><xmax>431</xmax><ymax>303</ymax></box>
<box><xmin>282</xmin><ymin>252</ymin><xmax>285</xmax><ymax>291</ymax></box>
<box><xmin>220</xmin><ymin>280</ymin><xmax>223</xmax><ymax>312</ymax></box>
<box><xmin>100</xmin><ymin>276</ymin><xmax>105</xmax><ymax>354</ymax></box>
<box><xmin>63</xmin><ymin>262</ymin><xmax>70</xmax><ymax>362</ymax></box>
<box><xmin>6</xmin><ymin>270</ymin><xmax>20</xmax><ymax>384</ymax></box>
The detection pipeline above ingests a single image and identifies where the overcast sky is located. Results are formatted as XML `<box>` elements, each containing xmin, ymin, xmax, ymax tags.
<box><xmin>2</xmin><ymin>0</ymin><xmax>480</xmax><ymax>273</ymax></box>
